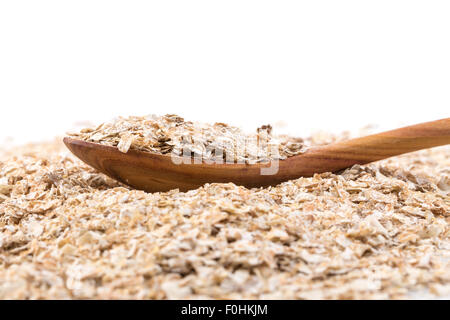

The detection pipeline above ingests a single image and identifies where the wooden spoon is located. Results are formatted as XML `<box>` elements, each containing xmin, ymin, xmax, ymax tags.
<box><xmin>64</xmin><ymin>118</ymin><xmax>450</xmax><ymax>192</ymax></box>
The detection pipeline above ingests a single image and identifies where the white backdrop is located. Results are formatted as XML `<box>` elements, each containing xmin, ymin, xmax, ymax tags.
<box><xmin>1</xmin><ymin>1</ymin><xmax>449</xmax><ymax>145</ymax></box>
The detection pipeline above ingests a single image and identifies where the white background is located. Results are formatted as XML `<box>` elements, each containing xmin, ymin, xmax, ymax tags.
<box><xmin>0</xmin><ymin>1</ymin><xmax>449</xmax><ymax>145</ymax></box>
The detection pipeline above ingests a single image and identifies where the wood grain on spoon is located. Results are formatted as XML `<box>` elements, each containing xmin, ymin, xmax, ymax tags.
<box><xmin>64</xmin><ymin>118</ymin><xmax>450</xmax><ymax>192</ymax></box>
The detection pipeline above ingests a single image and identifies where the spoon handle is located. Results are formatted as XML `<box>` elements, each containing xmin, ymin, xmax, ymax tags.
<box><xmin>309</xmin><ymin>118</ymin><xmax>450</xmax><ymax>165</ymax></box>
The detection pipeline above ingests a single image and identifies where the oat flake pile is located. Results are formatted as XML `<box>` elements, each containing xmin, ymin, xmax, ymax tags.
<box><xmin>0</xmin><ymin>125</ymin><xmax>449</xmax><ymax>299</ymax></box>
<box><xmin>68</xmin><ymin>114</ymin><xmax>307</xmax><ymax>163</ymax></box>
